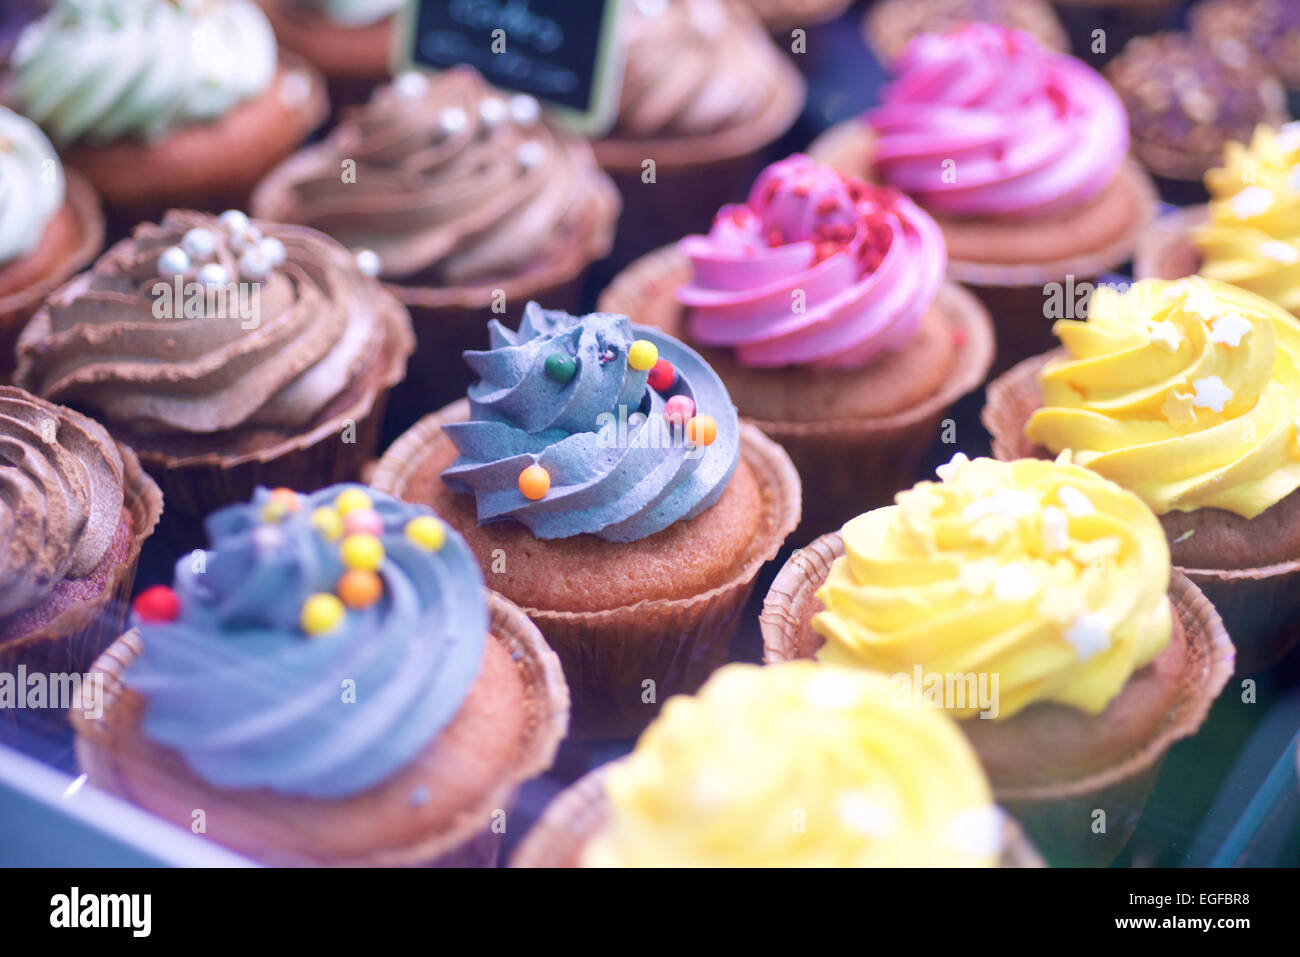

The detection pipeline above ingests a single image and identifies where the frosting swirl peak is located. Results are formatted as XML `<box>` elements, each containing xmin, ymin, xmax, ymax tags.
<box><xmin>442</xmin><ymin>303</ymin><xmax>740</xmax><ymax>541</ymax></box>
<box><xmin>677</xmin><ymin>155</ymin><xmax>946</xmax><ymax>368</ymax></box>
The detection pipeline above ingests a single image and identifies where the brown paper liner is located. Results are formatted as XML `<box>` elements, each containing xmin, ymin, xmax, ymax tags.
<box><xmin>508</xmin><ymin>761</ymin><xmax>1045</xmax><ymax>867</ymax></box>
<box><xmin>372</xmin><ymin>403</ymin><xmax>802</xmax><ymax>739</ymax></box>
<box><xmin>599</xmin><ymin>244</ymin><xmax>996</xmax><ymax>536</ymax></box>
<box><xmin>984</xmin><ymin>351</ymin><xmax>1300</xmax><ymax>671</ymax></box>
<box><xmin>256</xmin><ymin>0</ymin><xmax>392</xmax><ymax>110</ymax></box>
<box><xmin>808</xmin><ymin>121</ymin><xmax>1160</xmax><ymax>374</ymax></box>
<box><xmin>0</xmin><ymin>171</ymin><xmax>104</xmax><ymax>380</ymax></box>
<box><xmin>71</xmin><ymin>590</ymin><xmax>569</xmax><ymax>867</ymax></box>
<box><xmin>0</xmin><ymin>444</ymin><xmax>162</xmax><ymax>746</ymax></box>
<box><xmin>593</xmin><ymin>57</ymin><xmax>805</xmax><ymax>270</ymax></box>
<box><xmin>1133</xmin><ymin>204</ymin><xmax>1208</xmax><ymax>282</ymax></box>
<box><xmin>760</xmin><ymin>532</ymin><xmax>1235</xmax><ymax>866</ymax></box>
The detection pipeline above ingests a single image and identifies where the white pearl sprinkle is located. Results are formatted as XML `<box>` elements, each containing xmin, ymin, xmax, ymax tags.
<box><xmin>947</xmin><ymin>806</ymin><xmax>1005</xmax><ymax>859</ymax></box>
<box><xmin>238</xmin><ymin>248</ymin><xmax>271</xmax><ymax>282</ymax></box>
<box><xmin>1209</xmin><ymin>312</ymin><xmax>1252</xmax><ymax>347</ymax></box>
<box><xmin>1064</xmin><ymin>613</ymin><xmax>1110</xmax><ymax>660</ymax></box>
<box><xmin>230</xmin><ymin>225</ymin><xmax>264</xmax><ymax>255</ymax></box>
<box><xmin>393</xmin><ymin>71</ymin><xmax>428</xmax><ymax>99</ymax></box>
<box><xmin>260</xmin><ymin>237</ymin><xmax>286</xmax><ymax>268</ymax></box>
<box><xmin>516</xmin><ymin>140</ymin><xmax>546</xmax><ymax>169</ymax></box>
<box><xmin>508</xmin><ymin>93</ymin><xmax>540</xmax><ymax>126</ymax></box>
<box><xmin>479</xmin><ymin>97</ymin><xmax>508</xmax><ymax>127</ymax></box>
<box><xmin>1193</xmin><ymin>375</ymin><xmax>1233</xmax><ymax>412</ymax></box>
<box><xmin>354</xmin><ymin>248</ymin><xmax>381</xmax><ymax>277</ymax></box>
<box><xmin>157</xmin><ymin>246</ymin><xmax>190</xmax><ymax>277</ymax></box>
<box><xmin>197</xmin><ymin>263</ymin><xmax>229</xmax><ymax>286</ymax></box>
<box><xmin>218</xmin><ymin>210</ymin><xmax>251</xmax><ymax>236</ymax></box>
<box><xmin>438</xmin><ymin>106</ymin><xmax>468</xmax><ymax>136</ymax></box>
<box><xmin>181</xmin><ymin>227</ymin><xmax>216</xmax><ymax>260</ymax></box>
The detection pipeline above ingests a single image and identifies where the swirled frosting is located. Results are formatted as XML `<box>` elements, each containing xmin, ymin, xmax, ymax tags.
<box><xmin>615</xmin><ymin>0</ymin><xmax>789</xmax><ymax>139</ymax></box>
<box><xmin>15</xmin><ymin>209</ymin><xmax>412</xmax><ymax>443</ymax></box>
<box><xmin>866</xmin><ymin>24</ymin><xmax>1129</xmax><ymax>217</ymax></box>
<box><xmin>127</xmin><ymin>484</ymin><xmax>488</xmax><ymax>798</ymax></box>
<box><xmin>1026</xmin><ymin>277</ymin><xmax>1300</xmax><ymax>519</ymax></box>
<box><xmin>258</xmin><ymin>66</ymin><xmax>618</xmax><ymax>284</ymax></box>
<box><xmin>442</xmin><ymin>303</ymin><xmax>740</xmax><ymax>542</ymax></box>
<box><xmin>582</xmin><ymin>662</ymin><xmax>1002</xmax><ymax>867</ymax></box>
<box><xmin>677</xmin><ymin>155</ymin><xmax>946</xmax><ymax>369</ymax></box>
<box><xmin>12</xmin><ymin>0</ymin><xmax>277</xmax><ymax>146</ymax></box>
<box><xmin>1194</xmin><ymin>124</ymin><xmax>1300</xmax><ymax>314</ymax></box>
<box><xmin>0</xmin><ymin>386</ymin><xmax>126</xmax><ymax>619</ymax></box>
<box><xmin>301</xmin><ymin>0</ymin><xmax>402</xmax><ymax>27</ymax></box>
<box><xmin>0</xmin><ymin>106</ymin><xmax>65</xmax><ymax>266</ymax></box>
<box><xmin>813</xmin><ymin>456</ymin><xmax>1173</xmax><ymax>719</ymax></box>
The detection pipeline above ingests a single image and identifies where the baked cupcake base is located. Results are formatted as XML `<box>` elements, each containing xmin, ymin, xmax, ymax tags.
<box><xmin>984</xmin><ymin>351</ymin><xmax>1300</xmax><ymax>673</ymax></box>
<box><xmin>759</xmin><ymin>531</ymin><xmax>1235</xmax><ymax>867</ymax></box>
<box><xmin>0</xmin><ymin>170</ymin><xmax>103</xmax><ymax>380</ymax></box>
<box><xmin>257</xmin><ymin>0</ymin><xmax>393</xmax><ymax>109</ymax></box>
<box><xmin>372</xmin><ymin>401</ymin><xmax>801</xmax><ymax>739</ymax></box>
<box><xmin>508</xmin><ymin>762</ymin><xmax>1045</xmax><ymax>867</ymax></box>
<box><xmin>0</xmin><ymin>446</ymin><xmax>161</xmax><ymax>747</ymax></box>
<box><xmin>807</xmin><ymin>121</ymin><xmax>1159</xmax><ymax>373</ymax></box>
<box><xmin>62</xmin><ymin>58</ymin><xmax>327</xmax><ymax>219</ymax></box>
<box><xmin>599</xmin><ymin>244</ymin><xmax>995</xmax><ymax>536</ymax></box>
<box><xmin>72</xmin><ymin>591</ymin><xmax>569</xmax><ymax>867</ymax></box>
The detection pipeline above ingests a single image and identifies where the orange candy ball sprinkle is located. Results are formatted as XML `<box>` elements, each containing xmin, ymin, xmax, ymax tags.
<box><xmin>519</xmin><ymin>464</ymin><xmax>551</xmax><ymax>500</ymax></box>
<box><xmin>337</xmin><ymin>569</ymin><xmax>383</xmax><ymax>609</ymax></box>
<box><xmin>686</xmin><ymin>414</ymin><xmax>717</xmax><ymax>446</ymax></box>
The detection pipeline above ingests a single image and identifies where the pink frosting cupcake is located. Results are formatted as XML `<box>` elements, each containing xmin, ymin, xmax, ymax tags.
<box><xmin>809</xmin><ymin>24</ymin><xmax>1157</xmax><ymax>373</ymax></box>
<box><xmin>600</xmin><ymin>155</ymin><xmax>995</xmax><ymax>534</ymax></box>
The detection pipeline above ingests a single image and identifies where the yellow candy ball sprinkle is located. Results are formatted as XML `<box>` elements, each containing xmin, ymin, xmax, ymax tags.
<box><xmin>300</xmin><ymin>593</ymin><xmax>345</xmax><ymax>636</ymax></box>
<box><xmin>405</xmin><ymin>516</ymin><xmax>446</xmax><ymax>551</ymax></box>
<box><xmin>310</xmin><ymin>506</ymin><xmax>344</xmax><ymax>541</ymax></box>
<box><xmin>335</xmin><ymin>488</ymin><xmax>373</xmax><ymax>516</ymax></box>
<box><xmin>340</xmin><ymin>533</ymin><xmax>384</xmax><ymax>571</ymax></box>
<box><xmin>260</xmin><ymin>499</ymin><xmax>289</xmax><ymax>523</ymax></box>
<box><xmin>337</xmin><ymin>569</ymin><xmax>383</xmax><ymax>609</ymax></box>
<box><xmin>628</xmin><ymin>339</ymin><xmax>658</xmax><ymax>371</ymax></box>
<box><xmin>270</xmin><ymin>487</ymin><xmax>301</xmax><ymax>511</ymax></box>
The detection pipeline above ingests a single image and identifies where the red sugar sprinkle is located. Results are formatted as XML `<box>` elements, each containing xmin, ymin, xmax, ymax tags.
<box><xmin>133</xmin><ymin>585</ymin><xmax>180</xmax><ymax>623</ymax></box>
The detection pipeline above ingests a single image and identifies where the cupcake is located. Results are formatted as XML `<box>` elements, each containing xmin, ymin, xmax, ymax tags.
<box><xmin>13</xmin><ymin>209</ymin><xmax>414</xmax><ymax>522</ymax></box>
<box><xmin>511</xmin><ymin>662</ymin><xmax>1043</xmax><ymax>867</ymax></box>
<box><xmin>6</xmin><ymin>0</ymin><xmax>327</xmax><ymax>218</ymax></box>
<box><xmin>71</xmin><ymin>484</ymin><xmax>568</xmax><ymax>866</ymax></box>
<box><xmin>371</xmin><ymin>303</ymin><xmax>801</xmax><ymax>738</ymax></box>
<box><xmin>0</xmin><ymin>105</ymin><xmax>102</xmax><ymax>376</ymax></box>
<box><xmin>1191</xmin><ymin>0</ymin><xmax>1300</xmax><ymax>92</ymax></box>
<box><xmin>760</xmin><ymin>455</ymin><xmax>1235</xmax><ymax>865</ymax></box>
<box><xmin>1104</xmin><ymin>33</ymin><xmax>1288</xmax><ymax>192</ymax></box>
<box><xmin>739</xmin><ymin>0</ymin><xmax>853</xmax><ymax>32</ymax></box>
<box><xmin>597</xmin><ymin>0</ymin><xmax>806</xmax><ymax>265</ymax></box>
<box><xmin>599</xmin><ymin>154</ymin><xmax>995</xmax><ymax>535</ymax></box>
<box><xmin>253</xmin><ymin>66</ymin><xmax>619</xmax><ymax>420</ymax></box>
<box><xmin>0</xmin><ymin>386</ymin><xmax>161</xmax><ymax>743</ymax></box>
<box><xmin>983</xmin><ymin>276</ymin><xmax>1300</xmax><ymax>670</ymax></box>
<box><xmin>863</xmin><ymin>0</ymin><xmax>1069</xmax><ymax>67</ymax></box>
<box><xmin>808</xmin><ymin>24</ymin><xmax>1158</xmax><ymax>373</ymax></box>
<box><xmin>1136</xmin><ymin>123</ymin><xmax>1300</xmax><ymax>313</ymax></box>
<box><xmin>256</xmin><ymin>0</ymin><xmax>398</xmax><ymax>107</ymax></box>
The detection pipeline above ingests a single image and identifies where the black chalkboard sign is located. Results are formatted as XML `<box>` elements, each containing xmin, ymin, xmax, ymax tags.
<box><xmin>395</xmin><ymin>0</ymin><xmax>625</xmax><ymax>135</ymax></box>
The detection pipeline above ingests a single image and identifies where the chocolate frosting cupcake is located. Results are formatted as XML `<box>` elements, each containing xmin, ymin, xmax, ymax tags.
<box><xmin>252</xmin><ymin>66</ymin><xmax>619</xmax><ymax>287</ymax></box>
<box><xmin>1105</xmin><ymin>32</ymin><xmax>1290</xmax><ymax>182</ymax></box>
<box><xmin>1192</xmin><ymin>0</ymin><xmax>1300</xmax><ymax>91</ymax></box>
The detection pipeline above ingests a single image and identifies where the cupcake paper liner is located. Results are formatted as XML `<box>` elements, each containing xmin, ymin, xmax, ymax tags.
<box><xmin>747</xmin><ymin>0</ymin><xmax>855</xmax><ymax>34</ymax></box>
<box><xmin>371</xmin><ymin>402</ymin><xmax>802</xmax><ymax>739</ymax></box>
<box><xmin>760</xmin><ymin>532</ymin><xmax>1236</xmax><ymax>866</ymax></box>
<box><xmin>71</xmin><ymin>590</ymin><xmax>569</xmax><ymax>867</ymax></box>
<box><xmin>599</xmin><ymin>244</ymin><xmax>995</xmax><ymax>535</ymax></box>
<box><xmin>1133</xmin><ymin>204</ymin><xmax>1208</xmax><ymax>282</ymax></box>
<box><xmin>0</xmin><ymin>445</ymin><xmax>162</xmax><ymax>746</ymax></box>
<box><xmin>984</xmin><ymin>351</ymin><xmax>1300</xmax><ymax>671</ymax></box>
<box><xmin>508</xmin><ymin>761</ymin><xmax>1045</xmax><ymax>867</ymax></box>
<box><xmin>0</xmin><ymin>170</ymin><xmax>104</xmax><ymax>380</ymax></box>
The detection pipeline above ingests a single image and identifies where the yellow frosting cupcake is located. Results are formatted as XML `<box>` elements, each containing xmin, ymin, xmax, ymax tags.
<box><xmin>812</xmin><ymin>456</ymin><xmax>1172</xmax><ymax>719</ymax></box>
<box><xmin>1026</xmin><ymin>276</ymin><xmax>1300</xmax><ymax>518</ymax></box>
<box><xmin>1194</xmin><ymin>124</ymin><xmax>1300</xmax><ymax>314</ymax></box>
<box><xmin>581</xmin><ymin>662</ymin><xmax>1001</xmax><ymax>868</ymax></box>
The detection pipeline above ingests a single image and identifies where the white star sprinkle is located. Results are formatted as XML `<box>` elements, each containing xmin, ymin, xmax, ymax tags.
<box><xmin>1041</xmin><ymin>506</ymin><xmax>1069</xmax><ymax>553</ymax></box>
<box><xmin>1193</xmin><ymin>375</ymin><xmax>1232</xmax><ymax>412</ymax></box>
<box><xmin>947</xmin><ymin>806</ymin><xmax>1005</xmax><ymax>859</ymax></box>
<box><xmin>1230</xmin><ymin>185</ymin><xmax>1275</xmax><ymax>219</ymax></box>
<box><xmin>836</xmin><ymin>792</ymin><xmax>897</xmax><ymax>838</ymax></box>
<box><xmin>1259</xmin><ymin>240</ymin><xmax>1299</xmax><ymax>264</ymax></box>
<box><xmin>936</xmin><ymin>452</ymin><xmax>970</xmax><ymax>482</ymax></box>
<box><xmin>1163</xmin><ymin>279</ymin><xmax>1191</xmax><ymax>300</ymax></box>
<box><xmin>1148</xmin><ymin>320</ymin><xmax>1182</xmax><ymax>352</ymax></box>
<box><xmin>803</xmin><ymin>671</ymin><xmax>862</xmax><ymax>710</ymax></box>
<box><xmin>958</xmin><ymin>559</ymin><xmax>999</xmax><ymax>595</ymax></box>
<box><xmin>1064</xmin><ymin>613</ymin><xmax>1110</xmax><ymax>660</ymax></box>
<box><xmin>1209</xmin><ymin>312</ymin><xmax>1252</xmax><ymax>347</ymax></box>
<box><xmin>1057</xmin><ymin>486</ymin><xmax>1095</xmax><ymax>517</ymax></box>
<box><xmin>993</xmin><ymin>563</ymin><xmax>1038</xmax><ymax>601</ymax></box>
<box><xmin>962</xmin><ymin>490</ymin><xmax>1037</xmax><ymax>523</ymax></box>
<box><xmin>1183</xmin><ymin>285</ymin><xmax>1223</xmax><ymax>320</ymax></box>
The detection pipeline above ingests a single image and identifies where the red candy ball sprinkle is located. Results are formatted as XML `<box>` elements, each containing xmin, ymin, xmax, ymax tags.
<box><xmin>133</xmin><ymin>585</ymin><xmax>180</xmax><ymax>623</ymax></box>
<box><xmin>647</xmin><ymin>358</ymin><xmax>675</xmax><ymax>392</ymax></box>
